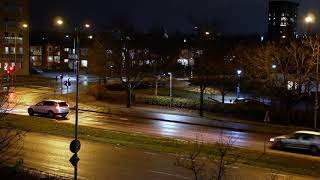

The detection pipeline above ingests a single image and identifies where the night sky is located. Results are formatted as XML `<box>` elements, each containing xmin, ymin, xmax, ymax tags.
<box><xmin>30</xmin><ymin>0</ymin><xmax>320</xmax><ymax>35</ymax></box>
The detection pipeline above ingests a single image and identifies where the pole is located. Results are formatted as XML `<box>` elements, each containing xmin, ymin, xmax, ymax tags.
<box><xmin>66</xmin><ymin>85</ymin><xmax>69</xmax><ymax>103</ymax></box>
<box><xmin>74</xmin><ymin>27</ymin><xmax>80</xmax><ymax>180</ymax></box>
<box><xmin>314</xmin><ymin>50</ymin><xmax>319</xmax><ymax>129</ymax></box>
<box><xmin>155</xmin><ymin>79</ymin><xmax>158</xmax><ymax>96</ymax></box>
<box><xmin>169</xmin><ymin>73</ymin><xmax>172</xmax><ymax>107</ymax></box>
<box><xmin>60</xmin><ymin>77</ymin><xmax>63</xmax><ymax>95</ymax></box>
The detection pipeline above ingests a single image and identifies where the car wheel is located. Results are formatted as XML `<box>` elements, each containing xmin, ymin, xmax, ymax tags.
<box><xmin>62</xmin><ymin>114</ymin><xmax>67</xmax><ymax>118</ymax></box>
<box><xmin>273</xmin><ymin>141</ymin><xmax>284</xmax><ymax>150</ymax></box>
<box><xmin>310</xmin><ymin>146</ymin><xmax>319</xmax><ymax>155</ymax></box>
<box><xmin>28</xmin><ymin>108</ymin><xmax>34</xmax><ymax>116</ymax></box>
<box><xmin>47</xmin><ymin>111</ymin><xmax>55</xmax><ymax>118</ymax></box>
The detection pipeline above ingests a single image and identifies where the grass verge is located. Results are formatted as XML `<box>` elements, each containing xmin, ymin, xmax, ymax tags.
<box><xmin>1</xmin><ymin>114</ymin><xmax>320</xmax><ymax>177</ymax></box>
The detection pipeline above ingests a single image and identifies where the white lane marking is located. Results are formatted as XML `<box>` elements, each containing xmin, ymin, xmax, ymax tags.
<box><xmin>149</xmin><ymin>170</ymin><xmax>191</xmax><ymax>179</ymax></box>
<box><xmin>144</xmin><ymin>152</ymin><xmax>157</xmax><ymax>156</ymax></box>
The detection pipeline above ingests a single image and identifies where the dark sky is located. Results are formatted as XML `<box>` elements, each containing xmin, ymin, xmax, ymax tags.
<box><xmin>30</xmin><ymin>0</ymin><xmax>320</xmax><ymax>35</ymax></box>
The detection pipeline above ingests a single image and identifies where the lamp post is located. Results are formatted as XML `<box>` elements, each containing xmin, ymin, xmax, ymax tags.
<box><xmin>55</xmin><ymin>18</ymin><xmax>91</xmax><ymax>179</ymax></box>
<box><xmin>305</xmin><ymin>14</ymin><xmax>315</xmax><ymax>35</ymax></box>
<box><xmin>305</xmin><ymin>14</ymin><xmax>318</xmax><ymax>129</ymax></box>
<box><xmin>168</xmin><ymin>72</ymin><xmax>172</xmax><ymax>107</ymax></box>
<box><xmin>236</xmin><ymin>70</ymin><xmax>242</xmax><ymax>99</ymax></box>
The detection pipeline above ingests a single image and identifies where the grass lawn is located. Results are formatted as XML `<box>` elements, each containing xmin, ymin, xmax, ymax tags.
<box><xmin>1</xmin><ymin>114</ymin><xmax>320</xmax><ymax>177</ymax></box>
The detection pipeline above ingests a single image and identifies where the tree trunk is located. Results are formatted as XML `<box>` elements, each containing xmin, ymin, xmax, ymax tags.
<box><xmin>126</xmin><ymin>87</ymin><xmax>132</xmax><ymax>108</ymax></box>
<box><xmin>199</xmin><ymin>88</ymin><xmax>204</xmax><ymax>117</ymax></box>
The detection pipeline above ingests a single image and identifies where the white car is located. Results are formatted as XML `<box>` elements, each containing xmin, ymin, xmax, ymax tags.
<box><xmin>28</xmin><ymin>100</ymin><xmax>69</xmax><ymax>118</ymax></box>
<box><xmin>270</xmin><ymin>130</ymin><xmax>320</xmax><ymax>155</ymax></box>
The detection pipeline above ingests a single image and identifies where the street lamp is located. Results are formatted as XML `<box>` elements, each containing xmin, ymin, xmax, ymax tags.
<box><xmin>272</xmin><ymin>64</ymin><xmax>277</xmax><ymax>69</ymax></box>
<box><xmin>304</xmin><ymin>13</ymin><xmax>319</xmax><ymax>129</ymax></box>
<box><xmin>22</xmin><ymin>23</ymin><xmax>28</xmax><ymax>29</ymax></box>
<box><xmin>305</xmin><ymin>14</ymin><xmax>315</xmax><ymax>35</ymax></box>
<box><xmin>236</xmin><ymin>70</ymin><xmax>242</xmax><ymax>99</ymax></box>
<box><xmin>168</xmin><ymin>72</ymin><xmax>173</xmax><ymax>107</ymax></box>
<box><xmin>55</xmin><ymin>17</ymin><xmax>91</xmax><ymax>179</ymax></box>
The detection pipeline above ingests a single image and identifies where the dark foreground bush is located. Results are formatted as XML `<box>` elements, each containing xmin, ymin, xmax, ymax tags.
<box><xmin>0</xmin><ymin>166</ymin><xmax>69</xmax><ymax>180</ymax></box>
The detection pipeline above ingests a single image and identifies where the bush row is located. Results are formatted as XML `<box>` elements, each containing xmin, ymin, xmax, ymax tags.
<box><xmin>136</xmin><ymin>95</ymin><xmax>200</xmax><ymax>109</ymax></box>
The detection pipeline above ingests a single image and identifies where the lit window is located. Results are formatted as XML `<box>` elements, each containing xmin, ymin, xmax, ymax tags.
<box><xmin>4</xmin><ymin>62</ymin><xmax>8</xmax><ymax>70</ymax></box>
<box><xmin>54</xmin><ymin>56</ymin><xmax>60</xmax><ymax>63</ymax></box>
<box><xmin>64</xmin><ymin>59</ymin><xmax>69</xmax><ymax>63</ymax></box>
<box><xmin>81</xmin><ymin>60</ymin><xmax>88</xmax><ymax>67</ymax></box>
<box><xmin>0</xmin><ymin>63</ymin><xmax>2</xmax><ymax>69</ymax></box>
<box><xmin>280</xmin><ymin>17</ymin><xmax>288</xmax><ymax>26</ymax></box>
<box><xmin>4</xmin><ymin>47</ymin><xmax>9</xmax><ymax>54</ymax></box>
<box><xmin>19</xmin><ymin>47</ymin><xmax>23</xmax><ymax>54</ymax></box>
<box><xmin>11</xmin><ymin>62</ymin><xmax>15</xmax><ymax>67</ymax></box>
<box><xmin>10</xmin><ymin>47</ymin><xmax>15</xmax><ymax>54</ymax></box>
<box><xmin>64</xmin><ymin>48</ymin><xmax>69</xmax><ymax>52</ymax></box>
<box><xmin>48</xmin><ymin>56</ymin><xmax>53</xmax><ymax>62</ymax></box>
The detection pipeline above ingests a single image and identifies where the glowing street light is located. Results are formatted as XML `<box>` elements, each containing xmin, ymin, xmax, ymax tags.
<box><xmin>272</xmin><ymin>64</ymin><xmax>277</xmax><ymax>69</ymax></box>
<box><xmin>305</xmin><ymin>15</ymin><xmax>315</xmax><ymax>24</ymax></box>
<box><xmin>237</xmin><ymin>70</ymin><xmax>242</xmax><ymax>76</ymax></box>
<box><xmin>88</xmin><ymin>35</ymin><xmax>93</xmax><ymax>39</ymax></box>
<box><xmin>205</xmin><ymin>31</ymin><xmax>210</xmax><ymax>35</ymax></box>
<box><xmin>56</xmin><ymin>19</ymin><xmax>64</xmax><ymax>26</ymax></box>
<box><xmin>85</xmin><ymin>24</ymin><xmax>90</xmax><ymax>28</ymax></box>
<box><xmin>22</xmin><ymin>23</ymin><xmax>28</xmax><ymax>29</ymax></box>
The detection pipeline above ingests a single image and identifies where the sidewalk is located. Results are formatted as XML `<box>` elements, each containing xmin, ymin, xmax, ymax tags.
<box><xmin>72</xmin><ymin>101</ymin><xmax>307</xmax><ymax>135</ymax></box>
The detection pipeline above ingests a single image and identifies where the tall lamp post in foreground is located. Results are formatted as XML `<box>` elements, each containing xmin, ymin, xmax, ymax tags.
<box><xmin>305</xmin><ymin>14</ymin><xmax>318</xmax><ymax>129</ymax></box>
<box><xmin>55</xmin><ymin>17</ymin><xmax>91</xmax><ymax>179</ymax></box>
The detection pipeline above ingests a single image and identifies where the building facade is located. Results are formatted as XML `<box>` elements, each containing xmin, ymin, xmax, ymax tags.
<box><xmin>0</xmin><ymin>0</ymin><xmax>29</xmax><ymax>75</ymax></box>
<box><xmin>268</xmin><ymin>0</ymin><xmax>299</xmax><ymax>41</ymax></box>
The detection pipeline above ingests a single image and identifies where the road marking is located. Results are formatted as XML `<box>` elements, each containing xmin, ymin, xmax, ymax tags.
<box><xmin>144</xmin><ymin>152</ymin><xmax>157</xmax><ymax>156</ymax></box>
<box><xmin>149</xmin><ymin>170</ymin><xmax>191</xmax><ymax>179</ymax></box>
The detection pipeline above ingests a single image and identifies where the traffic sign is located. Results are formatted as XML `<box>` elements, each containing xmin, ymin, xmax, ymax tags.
<box><xmin>64</xmin><ymin>80</ymin><xmax>71</xmax><ymax>87</ymax></box>
<box><xmin>69</xmin><ymin>154</ymin><xmax>79</xmax><ymax>167</ymax></box>
<box><xmin>70</xmin><ymin>139</ymin><xmax>81</xmax><ymax>153</ymax></box>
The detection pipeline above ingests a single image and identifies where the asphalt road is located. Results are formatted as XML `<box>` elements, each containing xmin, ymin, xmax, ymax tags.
<box><xmin>8</xmin><ymin>86</ymin><xmax>320</xmax><ymax>161</ymax></box>
<box><xmin>12</xmin><ymin>132</ymin><xmax>315</xmax><ymax>180</ymax></box>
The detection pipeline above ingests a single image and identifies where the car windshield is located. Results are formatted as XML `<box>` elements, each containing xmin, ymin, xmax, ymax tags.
<box><xmin>58</xmin><ymin>102</ymin><xmax>68</xmax><ymax>107</ymax></box>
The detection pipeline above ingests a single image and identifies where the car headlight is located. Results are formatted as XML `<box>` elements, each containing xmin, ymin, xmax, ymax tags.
<box><xmin>270</xmin><ymin>138</ymin><xmax>275</xmax><ymax>142</ymax></box>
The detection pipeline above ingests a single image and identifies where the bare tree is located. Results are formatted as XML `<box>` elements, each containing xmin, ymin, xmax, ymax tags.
<box><xmin>175</xmin><ymin>132</ymin><xmax>240</xmax><ymax>180</ymax></box>
<box><xmin>115</xmin><ymin>39</ymin><xmax>150</xmax><ymax>108</ymax></box>
<box><xmin>209</xmin><ymin>131</ymin><xmax>240</xmax><ymax>180</ymax></box>
<box><xmin>236</xmin><ymin>40</ymin><xmax>316</xmax><ymax>124</ymax></box>
<box><xmin>192</xmin><ymin>52</ymin><xmax>212</xmax><ymax>116</ymax></box>
<box><xmin>0</xmin><ymin>86</ymin><xmax>25</xmax><ymax>165</ymax></box>
<box><xmin>175</xmin><ymin>140</ymin><xmax>206</xmax><ymax>180</ymax></box>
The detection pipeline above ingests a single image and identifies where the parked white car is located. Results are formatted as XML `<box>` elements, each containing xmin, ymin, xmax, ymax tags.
<box><xmin>28</xmin><ymin>100</ymin><xmax>69</xmax><ymax>118</ymax></box>
<box><xmin>270</xmin><ymin>130</ymin><xmax>320</xmax><ymax>155</ymax></box>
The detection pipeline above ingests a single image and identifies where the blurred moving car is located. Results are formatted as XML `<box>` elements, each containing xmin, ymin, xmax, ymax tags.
<box><xmin>28</xmin><ymin>100</ymin><xmax>69</xmax><ymax>118</ymax></box>
<box><xmin>270</xmin><ymin>130</ymin><xmax>320</xmax><ymax>155</ymax></box>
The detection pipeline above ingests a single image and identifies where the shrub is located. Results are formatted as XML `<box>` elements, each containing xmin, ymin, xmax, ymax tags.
<box><xmin>136</xmin><ymin>95</ymin><xmax>200</xmax><ymax>109</ymax></box>
<box><xmin>87</xmin><ymin>84</ymin><xmax>127</xmax><ymax>103</ymax></box>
